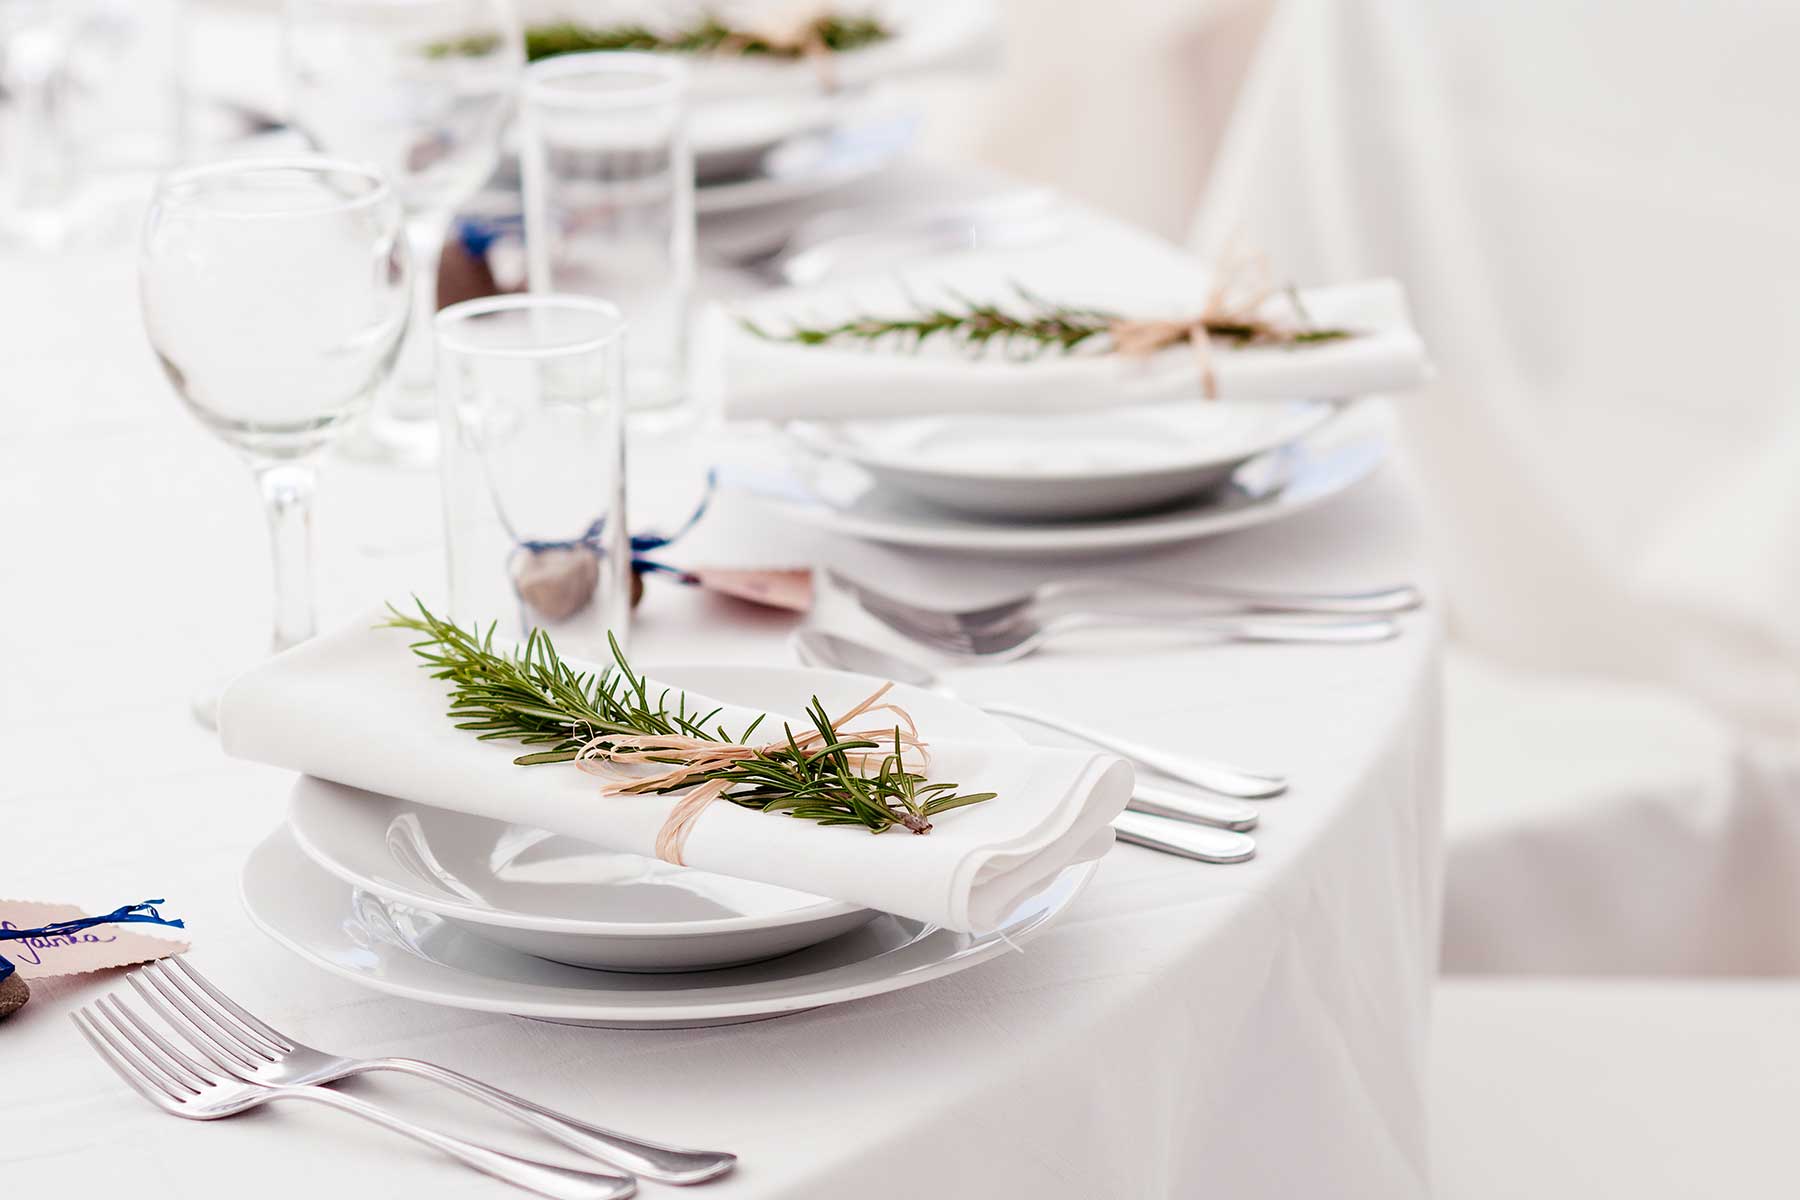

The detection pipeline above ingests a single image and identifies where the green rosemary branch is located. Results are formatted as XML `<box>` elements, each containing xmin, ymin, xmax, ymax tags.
<box><xmin>524</xmin><ymin>15</ymin><xmax>891</xmax><ymax>61</ymax></box>
<box><xmin>384</xmin><ymin>601</ymin><xmax>994</xmax><ymax>835</ymax></box>
<box><xmin>741</xmin><ymin>285</ymin><xmax>1354</xmax><ymax>360</ymax></box>
<box><xmin>425</xmin><ymin>15</ymin><xmax>892</xmax><ymax>62</ymax></box>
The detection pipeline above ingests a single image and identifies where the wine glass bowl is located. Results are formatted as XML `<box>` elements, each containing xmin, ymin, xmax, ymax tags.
<box><xmin>284</xmin><ymin>0</ymin><xmax>520</xmax><ymax>217</ymax></box>
<box><xmin>141</xmin><ymin>158</ymin><xmax>410</xmax><ymax>458</ymax></box>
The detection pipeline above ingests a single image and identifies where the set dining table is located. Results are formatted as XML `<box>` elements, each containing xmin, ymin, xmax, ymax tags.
<box><xmin>0</xmin><ymin>33</ymin><xmax>1444</xmax><ymax>1198</ymax></box>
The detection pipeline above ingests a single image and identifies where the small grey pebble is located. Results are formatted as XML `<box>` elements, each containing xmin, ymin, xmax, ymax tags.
<box><xmin>0</xmin><ymin>974</ymin><xmax>29</xmax><ymax>1020</ymax></box>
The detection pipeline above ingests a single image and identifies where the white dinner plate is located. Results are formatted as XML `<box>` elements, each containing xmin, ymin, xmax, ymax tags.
<box><xmin>243</xmin><ymin>827</ymin><xmax>1096</xmax><ymax>1029</ymax></box>
<box><xmin>284</xmin><ymin>662</ymin><xmax>1017</xmax><ymax>972</ymax></box>
<box><xmin>758</xmin><ymin>400</ymin><xmax>1391</xmax><ymax>556</ymax></box>
<box><xmin>786</xmin><ymin>399</ymin><xmax>1336</xmax><ymax>520</ymax></box>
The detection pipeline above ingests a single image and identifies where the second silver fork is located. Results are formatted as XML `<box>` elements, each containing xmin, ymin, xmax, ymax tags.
<box><xmin>128</xmin><ymin>956</ymin><xmax>735</xmax><ymax>1185</ymax></box>
<box><xmin>73</xmin><ymin>995</ymin><xmax>635</xmax><ymax>1200</ymax></box>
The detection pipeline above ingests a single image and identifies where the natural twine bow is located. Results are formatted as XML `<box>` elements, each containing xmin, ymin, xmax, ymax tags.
<box><xmin>574</xmin><ymin>683</ymin><xmax>927</xmax><ymax>864</ymax></box>
<box><xmin>719</xmin><ymin>5</ymin><xmax>839</xmax><ymax>88</ymax></box>
<box><xmin>1107</xmin><ymin>247</ymin><xmax>1295</xmax><ymax>398</ymax></box>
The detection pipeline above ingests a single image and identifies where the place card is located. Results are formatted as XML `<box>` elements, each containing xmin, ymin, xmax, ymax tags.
<box><xmin>0</xmin><ymin>900</ymin><xmax>189</xmax><ymax>983</ymax></box>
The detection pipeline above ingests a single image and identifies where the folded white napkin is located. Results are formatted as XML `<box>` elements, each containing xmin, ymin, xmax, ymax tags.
<box><xmin>713</xmin><ymin>241</ymin><xmax>1428</xmax><ymax>422</ymax></box>
<box><xmin>219</xmin><ymin>617</ymin><xmax>1133</xmax><ymax>932</ymax></box>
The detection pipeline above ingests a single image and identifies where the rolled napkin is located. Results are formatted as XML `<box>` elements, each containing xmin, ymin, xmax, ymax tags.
<box><xmin>713</xmin><ymin>241</ymin><xmax>1428</xmax><ymax>422</ymax></box>
<box><xmin>219</xmin><ymin>615</ymin><xmax>1133</xmax><ymax>932</ymax></box>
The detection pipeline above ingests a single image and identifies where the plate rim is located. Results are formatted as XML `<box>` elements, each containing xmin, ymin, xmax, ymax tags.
<box><xmin>784</xmin><ymin>398</ymin><xmax>1338</xmax><ymax>485</ymax></box>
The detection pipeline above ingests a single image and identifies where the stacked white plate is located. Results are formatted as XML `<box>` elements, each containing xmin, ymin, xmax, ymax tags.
<box><xmin>242</xmin><ymin>663</ymin><xmax>1097</xmax><ymax>1028</ymax></box>
<box><xmin>769</xmin><ymin>398</ymin><xmax>1392</xmax><ymax>556</ymax></box>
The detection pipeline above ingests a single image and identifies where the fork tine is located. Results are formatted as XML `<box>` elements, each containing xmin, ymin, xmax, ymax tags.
<box><xmin>95</xmin><ymin>995</ymin><xmax>218</xmax><ymax>1092</ymax></box>
<box><xmin>132</xmin><ymin>966</ymin><xmax>269</xmax><ymax>1069</ymax></box>
<box><xmin>146</xmin><ymin>959</ymin><xmax>283</xmax><ymax>1058</ymax></box>
<box><xmin>165</xmin><ymin>956</ymin><xmax>294</xmax><ymax>1051</ymax></box>
<box><xmin>72</xmin><ymin>1008</ymin><xmax>185</xmax><ymax>1109</ymax></box>
<box><xmin>72</xmin><ymin>1005</ymin><xmax>192</xmax><ymax>1103</ymax></box>
<box><xmin>128</xmin><ymin>973</ymin><xmax>260</xmax><ymax>1082</ymax></box>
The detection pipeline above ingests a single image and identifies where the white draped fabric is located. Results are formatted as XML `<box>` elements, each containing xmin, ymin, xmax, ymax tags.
<box><xmin>1195</xmin><ymin>0</ymin><xmax>1800</xmax><ymax>973</ymax></box>
<box><xmin>1</xmin><ymin>159</ymin><xmax>1443</xmax><ymax>1194</ymax></box>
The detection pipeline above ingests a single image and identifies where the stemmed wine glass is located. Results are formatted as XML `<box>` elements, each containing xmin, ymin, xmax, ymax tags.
<box><xmin>140</xmin><ymin>156</ymin><xmax>410</xmax><ymax>725</ymax></box>
<box><xmin>283</xmin><ymin>0</ymin><xmax>523</xmax><ymax>464</ymax></box>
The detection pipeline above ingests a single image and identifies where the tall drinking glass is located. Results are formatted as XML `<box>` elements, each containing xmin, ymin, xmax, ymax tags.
<box><xmin>436</xmin><ymin>294</ymin><xmax>632</xmax><ymax>659</ymax></box>
<box><xmin>520</xmin><ymin>53</ymin><xmax>694</xmax><ymax>426</ymax></box>
<box><xmin>0</xmin><ymin>0</ymin><xmax>75</xmax><ymax>248</ymax></box>
<box><xmin>284</xmin><ymin>0</ymin><xmax>521</xmax><ymax>462</ymax></box>
<box><xmin>140</xmin><ymin>157</ymin><xmax>410</xmax><ymax>723</ymax></box>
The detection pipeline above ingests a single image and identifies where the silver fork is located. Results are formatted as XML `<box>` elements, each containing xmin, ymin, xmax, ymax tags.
<box><xmin>124</xmin><ymin>957</ymin><xmax>734</xmax><ymax>1186</ymax></box>
<box><xmin>828</xmin><ymin>568</ymin><xmax>1422</xmax><ymax>642</ymax></box>
<box><xmin>876</xmin><ymin>607</ymin><xmax>1400</xmax><ymax>663</ymax></box>
<box><xmin>72</xmin><ymin>994</ymin><xmax>636</xmax><ymax>1200</ymax></box>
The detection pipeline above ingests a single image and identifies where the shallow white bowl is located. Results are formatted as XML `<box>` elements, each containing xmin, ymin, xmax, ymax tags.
<box><xmin>768</xmin><ymin>401</ymin><xmax>1389</xmax><ymax>556</ymax></box>
<box><xmin>786</xmin><ymin>399</ymin><xmax>1336</xmax><ymax>520</ymax></box>
<box><xmin>288</xmin><ymin>782</ymin><xmax>880</xmax><ymax>972</ymax></box>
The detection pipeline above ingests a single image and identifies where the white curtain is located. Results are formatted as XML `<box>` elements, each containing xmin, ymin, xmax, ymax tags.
<box><xmin>1195</xmin><ymin>0</ymin><xmax>1800</xmax><ymax>742</ymax></box>
<box><xmin>1192</xmin><ymin>0</ymin><xmax>1800</xmax><ymax>972</ymax></box>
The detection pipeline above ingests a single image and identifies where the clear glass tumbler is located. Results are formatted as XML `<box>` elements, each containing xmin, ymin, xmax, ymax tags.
<box><xmin>285</xmin><ymin>0</ymin><xmax>522</xmax><ymax>463</ymax></box>
<box><xmin>435</xmin><ymin>294</ymin><xmax>632</xmax><ymax>661</ymax></box>
<box><xmin>520</xmin><ymin>53</ymin><xmax>694</xmax><ymax>426</ymax></box>
<box><xmin>0</xmin><ymin>0</ymin><xmax>76</xmax><ymax>249</ymax></box>
<box><xmin>140</xmin><ymin>156</ymin><xmax>411</xmax><ymax>722</ymax></box>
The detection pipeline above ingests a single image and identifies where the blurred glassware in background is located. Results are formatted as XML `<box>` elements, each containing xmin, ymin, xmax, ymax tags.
<box><xmin>284</xmin><ymin>0</ymin><xmax>522</xmax><ymax>465</ymax></box>
<box><xmin>520</xmin><ymin>52</ymin><xmax>695</xmax><ymax>428</ymax></box>
<box><xmin>436</xmin><ymin>293</ymin><xmax>632</xmax><ymax>662</ymax></box>
<box><xmin>0</xmin><ymin>0</ymin><xmax>185</xmax><ymax>250</ymax></box>
<box><xmin>140</xmin><ymin>156</ymin><xmax>411</xmax><ymax>726</ymax></box>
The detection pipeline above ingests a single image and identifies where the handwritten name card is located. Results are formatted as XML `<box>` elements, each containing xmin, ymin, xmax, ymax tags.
<box><xmin>0</xmin><ymin>900</ymin><xmax>189</xmax><ymax>982</ymax></box>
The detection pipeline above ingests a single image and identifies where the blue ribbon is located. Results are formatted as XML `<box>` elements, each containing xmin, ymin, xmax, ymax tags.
<box><xmin>0</xmin><ymin>899</ymin><xmax>185</xmax><ymax>983</ymax></box>
<box><xmin>513</xmin><ymin>466</ymin><xmax>718</xmax><ymax>584</ymax></box>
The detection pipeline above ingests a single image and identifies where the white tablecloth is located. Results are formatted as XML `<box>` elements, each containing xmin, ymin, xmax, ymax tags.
<box><xmin>0</xmin><ymin>163</ymin><xmax>1443</xmax><ymax>1198</ymax></box>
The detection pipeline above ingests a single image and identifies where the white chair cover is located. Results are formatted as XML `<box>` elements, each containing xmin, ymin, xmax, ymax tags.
<box><xmin>1196</xmin><ymin>0</ymin><xmax>1800</xmax><ymax>971</ymax></box>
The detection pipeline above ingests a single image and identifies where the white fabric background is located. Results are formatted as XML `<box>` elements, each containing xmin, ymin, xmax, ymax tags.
<box><xmin>1189</xmin><ymin>0</ymin><xmax>1800</xmax><ymax>973</ymax></box>
<box><xmin>0</xmin><ymin>167</ymin><xmax>1443</xmax><ymax>1195</ymax></box>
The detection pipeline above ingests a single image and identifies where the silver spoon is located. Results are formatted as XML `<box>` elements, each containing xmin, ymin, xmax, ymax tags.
<box><xmin>793</xmin><ymin>628</ymin><xmax>1273</xmax><ymax>833</ymax></box>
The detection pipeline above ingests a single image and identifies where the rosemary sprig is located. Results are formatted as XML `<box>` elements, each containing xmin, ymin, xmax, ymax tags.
<box><xmin>741</xmin><ymin>285</ymin><xmax>1354</xmax><ymax>360</ymax></box>
<box><xmin>384</xmin><ymin>601</ymin><xmax>993</xmax><ymax>835</ymax></box>
<box><xmin>525</xmin><ymin>15</ymin><xmax>891</xmax><ymax>61</ymax></box>
<box><xmin>426</xmin><ymin>15</ymin><xmax>892</xmax><ymax>62</ymax></box>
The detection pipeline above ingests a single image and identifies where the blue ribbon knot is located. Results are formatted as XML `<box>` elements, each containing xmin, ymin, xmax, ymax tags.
<box><xmin>0</xmin><ymin>899</ymin><xmax>186</xmax><ymax>983</ymax></box>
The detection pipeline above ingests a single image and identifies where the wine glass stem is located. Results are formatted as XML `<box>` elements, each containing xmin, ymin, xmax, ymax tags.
<box><xmin>254</xmin><ymin>460</ymin><xmax>319</xmax><ymax>652</ymax></box>
<box><xmin>396</xmin><ymin>209</ymin><xmax>452</xmax><ymax>401</ymax></box>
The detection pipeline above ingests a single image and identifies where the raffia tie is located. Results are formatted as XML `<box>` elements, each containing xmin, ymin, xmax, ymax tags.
<box><xmin>573</xmin><ymin>683</ymin><xmax>927</xmax><ymax>865</ymax></box>
<box><xmin>718</xmin><ymin>8</ymin><xmax>838</xmax><ymax>89</ymax></box>
<box><xmin>1106</xmin><ymin>247</ymin><xmax>1283</xmax><ymax>399</ymax></box>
